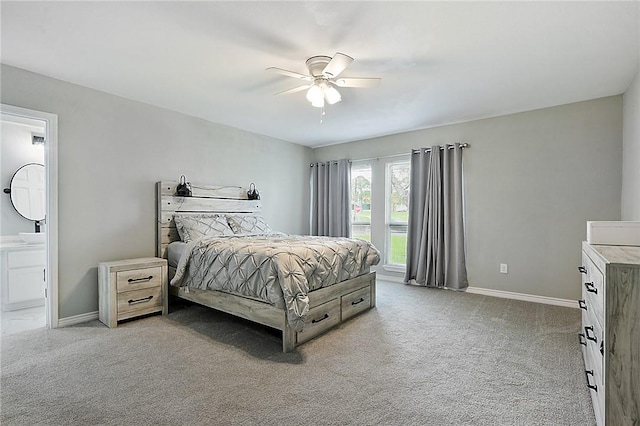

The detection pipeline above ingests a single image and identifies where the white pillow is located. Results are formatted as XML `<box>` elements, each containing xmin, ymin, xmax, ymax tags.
<box><xmin>225</xmin><ymin>214</ymin><xmax>272</xmax><ymax>235</ymax></box>
<box><xmin>174</xmin><ymin>214</ymin><xmax>234</xmax><ymax>242</ymax></box>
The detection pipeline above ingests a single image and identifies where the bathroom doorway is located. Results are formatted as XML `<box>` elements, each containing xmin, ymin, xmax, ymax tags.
<box><xmin>0</xmin><ymin>104</ymin><xmax>58</xmax><ymax>335</ymax></box>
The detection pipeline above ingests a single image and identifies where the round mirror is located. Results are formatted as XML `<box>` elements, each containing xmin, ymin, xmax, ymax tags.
<box><xmin>9</xmin><ymin>163</ymin><xmax>45</xmax><ymax>221</ymax></box>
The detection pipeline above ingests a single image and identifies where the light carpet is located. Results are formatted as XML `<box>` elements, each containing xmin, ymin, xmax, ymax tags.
<box><xmin>0</xmin><ymin>280</ymin><xmax>595</xmax><ymax>425</ymax></box>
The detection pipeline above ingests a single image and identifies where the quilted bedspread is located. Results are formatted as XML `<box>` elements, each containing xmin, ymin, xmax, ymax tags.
<box><xmin>171</xmin><ymin>234</ymin><xmax>380</xmax><ymax>331</ymax></box>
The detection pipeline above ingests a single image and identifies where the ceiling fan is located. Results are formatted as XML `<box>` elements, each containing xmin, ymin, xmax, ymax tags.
<box><xmin>267</xmin><ymin>53</ymin><xmax>381</xmax><ymax>109</ymax></box>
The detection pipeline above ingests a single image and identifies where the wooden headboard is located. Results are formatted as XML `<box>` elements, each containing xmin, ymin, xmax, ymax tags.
<box><xmin>156</xmin><ymin>181</ymin><xmax>262</xmax><ymax>258</ymax></box>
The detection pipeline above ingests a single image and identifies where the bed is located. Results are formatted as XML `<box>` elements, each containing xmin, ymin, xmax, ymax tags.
<box><xmin>156</xmin><ymin>181</ymin><xmax>380</xmax><ymax>352</ymax></box>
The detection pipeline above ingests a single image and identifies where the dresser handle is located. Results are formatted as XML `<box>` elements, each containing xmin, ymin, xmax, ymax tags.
<box><xmin>584</xmin><ymin>282</ymin><xmax>597</xmax><ymax>294</ymax></box>
<box><xmin>578</xmin><ymin>333</ymin><xmax>587</xmax><ymax>346</ymax></box>
<box><xmin>128</xmin><ymin>295</ymin><xmax>154</xmax><ymax>305</ymax></box>
<box><xmin>311</xmin><ymin>313</ymin><xmax>329</xmax><ymax>324</ymax></box>
<box><xmin>128</xmin><ymin>275</ymin><xmax>153</xmax><ymax>283</ymax></box>
<box><xmin>578</xmin><ymin>266</ymin><xmax>587</xmax><ymax>274</ymax></box>
<box><xmin>351</xmin><ymin>298</ymin><xmax>365</xmax><ymax>305</ymax></box>
<box><xmin>584</xmin><ymin>326</ymin><xmax>597</xmax><ymax>343</ymax></box>
<box><xmin>578</xmin><ymin>299</ymin><xmax>587</xmax><ymax>310</ymax></box>
<box><xmin>584</xmin><ymin>370</ymin><xmax>597</xmax><ymax>392</ymax></box>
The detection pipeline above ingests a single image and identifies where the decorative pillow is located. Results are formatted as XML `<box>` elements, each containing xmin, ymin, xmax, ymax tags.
<box><xmin>173</xmin><ymin>214</ymin><xmax>234</xmax><ymax>242</ymax></box>
<box><xmin>225</xmin><ymin>214</ymin><xmax>273</xmax><ymax>235</ymax></box>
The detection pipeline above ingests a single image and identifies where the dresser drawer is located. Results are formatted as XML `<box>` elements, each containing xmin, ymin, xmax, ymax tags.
<box><xmin>116</xmin><ymin>266</ymin><xmax>162</xmax><ymax>293</ymax></box>
<box><xmin>584</xmin><ymin>336</ymin><xmax>605</xmax><ymax>426</ymax></box>
<box><xmin>117</xmin><ymin>286</ymin><xmax>162</xmax><ymax>318</ymax></box>
<box><xmin>581</xmin><ymin>308</ymin><xmax>604</xmax><ymax>360</ymax></box>
<box><xmin>341</xmin><ymin>286</ymin><xmax>371</xmax><ymax>321</ymax></box>
<box><xmin>581</xmin><ymin>251</ymin><xmax>604</xmax><ymax>321</ymax></box>
<box><xmin>297</xmin><ymin>298</ymin><xmax>340</xmax><ymax>344</ymax></box>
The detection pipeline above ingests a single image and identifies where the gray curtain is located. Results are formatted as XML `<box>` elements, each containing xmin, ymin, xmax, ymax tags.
<box><xmin>311</xmin><ymin>159</ymin><xmax>351</xmax><ymax>237</ymax></box>
<box><xmin>404</xmin><ymin>144</ymin><xmax>467</xmax><ymax>289</ymax></box>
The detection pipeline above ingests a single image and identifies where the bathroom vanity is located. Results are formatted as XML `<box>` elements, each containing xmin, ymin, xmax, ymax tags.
<box><xmin>0</xmin><ymin>237</ymin><xmax>45</xmax><ymax>311</ymax></box>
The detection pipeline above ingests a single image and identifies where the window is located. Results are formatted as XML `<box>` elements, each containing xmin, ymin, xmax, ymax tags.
<box><xmin>351</xmin><ymin>162</ymin><xmax>371</xmax><ymax>241</ymax></box>
<box><xmin>386</xmin><ymin>161</ymin><xmax>410</xmax><ymax>265</ymax></box>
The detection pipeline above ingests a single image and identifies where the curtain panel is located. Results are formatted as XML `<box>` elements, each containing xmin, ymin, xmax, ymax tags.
<box><xmin>311</xmin><ymin>159</ymin><xmax>351</xmax><ymax>238</ymax></box>
<box><xmin>404</xmin><ymin>144</ymin><xmax>468</xmax><ymax>290</ymax></box>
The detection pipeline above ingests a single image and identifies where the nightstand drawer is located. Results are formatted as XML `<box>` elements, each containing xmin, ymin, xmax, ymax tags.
<box><xmin>341</xmin><ymin>285</ymin><xmax>371</xmax><ymax>321</ymax></box>
<box><xmin>117</xmin><ymin>287</ymin><xmax>162</xmax><ymax>317</ymax></box>
<box><xmin>116</xmin><ymin>266</ymin><xmax>162</xmax><ymax>293</ymax></box>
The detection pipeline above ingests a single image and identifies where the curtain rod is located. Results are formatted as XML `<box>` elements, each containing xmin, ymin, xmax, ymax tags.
<box><xmin>412</xmin><ymin>142</ymin><xmax>469</xmax><ymax>154</ymax></box>
<box><xmin>310</xmin><ymin>142</ymin><xmax>469</xmax><ymax>166</ymax></box>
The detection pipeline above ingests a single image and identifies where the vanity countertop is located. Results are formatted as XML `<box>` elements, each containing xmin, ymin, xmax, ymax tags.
<box><xmin>0</xmin><ymin>236</ymin><xmax>45</xmax><ymax>250</ymax></box>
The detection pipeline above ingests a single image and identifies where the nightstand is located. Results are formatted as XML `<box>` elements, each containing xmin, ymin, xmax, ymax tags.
<box><xmin>98</xmin><ymin>257</ymin><xmax>168</xmax><ymax>328</ymax></box>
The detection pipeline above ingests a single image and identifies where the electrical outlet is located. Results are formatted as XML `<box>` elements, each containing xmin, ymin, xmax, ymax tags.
<box><xmin>500</xmin><ymin>263</ymin><xmax>508</xmax><ymax>274</ymax></box>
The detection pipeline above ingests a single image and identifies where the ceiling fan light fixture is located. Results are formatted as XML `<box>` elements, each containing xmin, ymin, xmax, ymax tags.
<box><xmin>306</xmin><ymin>84</ymin><xmax>324</xmax><ymax>107</ymax></box>
<box><xmin>322</xmin><ymin>84</ymin><xmax>341</xmax><ymax>105</ymax></box>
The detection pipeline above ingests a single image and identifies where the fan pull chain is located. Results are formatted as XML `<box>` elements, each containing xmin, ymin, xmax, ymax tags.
<box><xmin>320</xmin><ymin>106</ymin><xmax>326</xmax><ymax>124</ymax></box>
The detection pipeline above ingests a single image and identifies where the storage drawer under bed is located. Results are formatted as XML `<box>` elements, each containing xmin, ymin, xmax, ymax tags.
<box><xmin>296</xmin><ymin>298</ymin><xmax>341</xmax><ymax>344</ymax></box>
<box><xmin>341</xmin><ymin>286</ymin><xmax>371</xmax><ymax>321</ymax></box>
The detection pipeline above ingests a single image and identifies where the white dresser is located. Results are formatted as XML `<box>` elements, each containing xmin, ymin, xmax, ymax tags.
<box><xmin>579</xmin><ymin>242</ymin><xmax>640</xmax><ymax>426</ymax></box>
<box><xmin>0</xmin><ymin>238</ymin><xmax>46</xmax><ymax>311</ymax></box>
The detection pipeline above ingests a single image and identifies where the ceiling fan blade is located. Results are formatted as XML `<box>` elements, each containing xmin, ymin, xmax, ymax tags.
<box><xmin>334</xmin><ymin>77</ymin><xmax>381</xmax><ymax>88</ymax></box>
<box><xmin>266</xmin><ymin>67</ymin><xmax>313</xmax><ymax>81</ymax></box>
<box><xmin>322</xmin><ymin>52</ymin><xmax>354</xmax><ymax>78</ymax></box>
<box><xmin>274</xmin><ymin>84</ymin><xmax>312</xmax><ymax>96</ymax></box>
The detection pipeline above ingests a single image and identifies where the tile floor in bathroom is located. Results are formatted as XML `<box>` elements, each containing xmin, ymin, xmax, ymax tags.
<box><xmin>1</xmin><ymin>305</ymin><xmax>45</xmax><ymax>336</ymax></box>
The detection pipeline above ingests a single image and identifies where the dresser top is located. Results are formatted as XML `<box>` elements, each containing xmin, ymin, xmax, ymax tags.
<box><xmin>584</xmin><ymin>241</ymin><xmax>640</xmax><ymax>266</ymax></box>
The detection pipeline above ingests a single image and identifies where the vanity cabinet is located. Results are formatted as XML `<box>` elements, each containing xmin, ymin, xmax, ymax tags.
<box><xmin>0</xmin><ymin>240</ymin><xmax>46</xmax><ymax>311</ymax></box>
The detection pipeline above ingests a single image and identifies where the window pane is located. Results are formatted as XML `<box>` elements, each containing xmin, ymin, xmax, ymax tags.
<box><xmin>389</xmin><ymin>162</ymin><xmax>410</xmax><ymax>224</ymax></box>
<box><xmin>387</xmin><ymin>161</ymin><xmax>410</xmax><ymax>265</ymax></box>
<box><xmin>389</xmin><ymin>224</ymin><xmax>408</xmax><ymax>265</ymax></box>
<box><xmin>351</xmin><ymin>162</ymin><xmax>371</xmax><ymax>240</ymax></box>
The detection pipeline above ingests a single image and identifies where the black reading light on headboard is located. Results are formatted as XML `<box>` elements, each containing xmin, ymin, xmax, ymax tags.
<box><xmin>247</xmin><ymin>183</ymin><xmax>260</xmax><ymax>200</ymax></box>
<box><xmin>175</xmin><ymin>175</ymin><xmax>192</xmax><ymax>197</ymax></box>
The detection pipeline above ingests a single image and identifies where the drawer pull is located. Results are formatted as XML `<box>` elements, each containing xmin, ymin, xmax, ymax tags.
<box><xmin>578</xmin><ymin>333</ymin><xmax>587</xmax><ymax>346</ymax></box>
<box><xmin>128</xmin><ymin>275</ymin><xmax>153</xmax><ymax>284</ymax></box>
<box><xmin>584</xmin><ymin>326</ymin><xmax>597</xmax><ymax>343</ymax></box>
<box><xmin>578</xmin><ymin>266</ymin><xmax>587</xmax><ymax>274</ymax></box>
<box><xmin>578</xmin><ymin>299</ymin><xmax>587</xmax><ymax>310</ymax></box>
<box><xmin>584</xmin><ymin>370</ymin><xmax>598</xmax><ymax>392</ymax></box>
<box><xmin>311</xmin><ymin>313</ymin><xmax>329</xmax><ymax>324</ymax></box>
<box><xmin>128</xmin><ymin>295</ymin><xmax>154</xmax><ymax>305</ymax></box>
<box><xmin>351</xmin><ymin>298</ymin><xmax>365</xmax><ymax>306</ymax></box>
<box><xmin>584</xmin><ymin>282</ymin><xmax>597</xmax><ymax>294</ymax></box>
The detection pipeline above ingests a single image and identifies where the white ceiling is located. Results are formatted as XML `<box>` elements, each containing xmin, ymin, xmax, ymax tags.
<box><xmin>1</xmin><ymin>1</ymin><xmax>639</xmax><ymax>148</ymax></box>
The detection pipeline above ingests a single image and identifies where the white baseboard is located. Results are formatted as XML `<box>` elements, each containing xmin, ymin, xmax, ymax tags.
<box><xmin>377</xmin><ymin>275</ymin><xmax>577</xmax><ymax>309</ymax></box>
<box><xmin>465</xmin><ymin>287</ymin><xmax>578</xmax><ymax>309</ymax></box>
<box><xmin>376</xmin><ymin>274</ymin><xmax>405</xmax><ymax>284</ymax></box>
<box><xmin>57</xmin><ymin>311</ymin><xmax>99</xmax><ymax>327</ymax></box>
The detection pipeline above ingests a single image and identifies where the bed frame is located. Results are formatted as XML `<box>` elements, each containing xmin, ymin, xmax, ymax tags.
<box><xmin>156</xmin><ymin>181</ymin><xmax>376</xmax><ymax>352</ymax></box>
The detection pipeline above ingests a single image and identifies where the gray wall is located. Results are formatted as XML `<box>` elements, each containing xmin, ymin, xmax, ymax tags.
<box><xmin>0</xmin><ymin>64</ymin><xmax>313</xmax><ymax>319</ymax></box>
<box><xmin>1</xmin><ymin>120</ymin><xmax>45</xmax><ymax>235</ymax></box>
<box><xmin>313</xmin><ymin>97</ymin><xmax>623</xmax><ymax>301</ymax></box>
<box><xmin>622</xmin><ymin>68</ymin><xmax>640</xmax><ymax>220</ymax></box>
